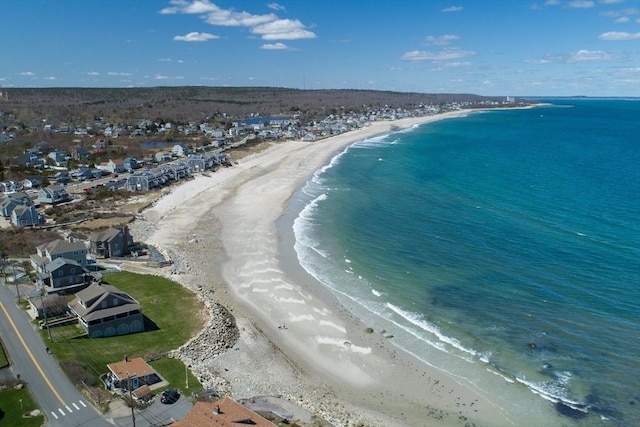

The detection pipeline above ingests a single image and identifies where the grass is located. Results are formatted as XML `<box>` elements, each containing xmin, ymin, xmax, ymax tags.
<box><xmin>148</xmin><ymin>357</ymin><xmax>201</xmax><ymax>394</ymax></box>
<box><xmin>45</xmin><ymin>271</ymin><xmax>205</xmax><ymax>384</ymax></box>
<box><xmin>0</xmin><ymin>386</ymin><xmax>45</xmax><ymax>427</ymax></box>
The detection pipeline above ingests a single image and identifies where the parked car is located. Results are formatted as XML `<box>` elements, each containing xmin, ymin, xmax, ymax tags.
<box><xmin>160</xmin><ymin>388</ymin><xmax>179</xmax><ymax>404</ymax></box>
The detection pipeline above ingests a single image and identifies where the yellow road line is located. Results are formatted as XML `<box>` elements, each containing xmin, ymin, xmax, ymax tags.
<box><xmin>0</xmin><ymin>299</ymin><xmax>66</xmax><ymax>405</ymax></box>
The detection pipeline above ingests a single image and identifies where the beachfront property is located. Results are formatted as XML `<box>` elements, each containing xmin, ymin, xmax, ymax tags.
<box><xmin>88</xmin><ymin>226</ymin><xmax>134</xmax><ymax>259</ymax></box>
<box><xmin>68</xmin><ymin>282</ymin><xmax>143</xmax><ymax>338</ymax></box>
<box><xmin>172</xmin><ymin>397</ymin><xmax>277</xmax><ymax>427</ymax></box>
<box><xmin>105</xmin><ymin>357</ymin><xmax>162</xmax><ymax>392</ymax></box>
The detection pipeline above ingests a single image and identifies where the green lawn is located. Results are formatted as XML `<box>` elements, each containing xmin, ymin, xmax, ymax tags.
<box><xmin>45</xmin><ymin>271</ymin><xmax>205</xmax><ymax>384</ymax></box>
<box><xmin>0</xmin><ymin>386</ymin><xmax>45</xmax><ymax>427</ymax></box>
<box><xmin>149</xmin><ymin>357</ymin><xmax>202</xmax><ymax>394</ymax></box>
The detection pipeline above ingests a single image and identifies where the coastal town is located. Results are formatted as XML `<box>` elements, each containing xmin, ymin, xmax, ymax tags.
<box><xmin>0</xmin><ymin>88</ymin><xmax>539</xmax><ymax>427</ymax></box>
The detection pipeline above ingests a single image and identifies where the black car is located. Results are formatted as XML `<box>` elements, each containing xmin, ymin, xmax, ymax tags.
<box><xmin>160</xmin><ymin>389</ymin><xmax>179</xmax><ymax>404</ymax></box>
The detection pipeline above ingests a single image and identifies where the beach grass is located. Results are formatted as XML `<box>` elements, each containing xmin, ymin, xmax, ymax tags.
<box><xmin>44</xmin><ymin>271</ymin><xmax>204</xmax><ymax>384</ymax></box>
<box><xmin>0</xmin><ymin>386</ymin><xmax>45</xmax><ymax>427</ymax></box>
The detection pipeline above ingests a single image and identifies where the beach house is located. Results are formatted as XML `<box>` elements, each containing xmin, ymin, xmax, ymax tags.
<box><xmin>68</xmin><ymin>283</ymin><xmax>143</xmax><ymax>338</ymax></box>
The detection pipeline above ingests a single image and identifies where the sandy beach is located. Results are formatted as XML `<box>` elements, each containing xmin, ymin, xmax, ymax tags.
<box><xmin>125</xmin><ymin>111</ymin><xmax>560</xmax><ymax>426</ymax></box>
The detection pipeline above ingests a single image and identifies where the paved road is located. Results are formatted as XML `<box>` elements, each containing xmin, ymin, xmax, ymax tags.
<box><xmin>0</xmin><ymin>284</ymin><xmax>111</xmax><ymax>427</ymax></box>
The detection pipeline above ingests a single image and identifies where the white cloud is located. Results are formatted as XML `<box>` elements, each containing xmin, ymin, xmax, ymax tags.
<box><xmin>154</xmin><ymin>74</ymin><xmax>185</xmax><ymax>80</ymax></box>
<box><xmin>20</xmin><ymin>71</ymin><xmax>35</xmax><ymax>76</ymax></box>
<box><xmin>108</xmin><ymin>72</ymin><xmax>133</xmax><ymax>76</ymax></box>
<box><xmin>615</xmin><ymin>16</ymin><xmax>630</xmax><ymax>23</ymax></box>
<box><xmin>545</xmin><ymin>0</ymin><xmax>561</xmax><ymax>5</ymax></box>
<box><xmin>161</xmin><ymin>1</ymin><xmax>316</xmax><ymax>41</ymax></box>
<box><xmin>569</xmin><ymin>49</ymin><xmax>613</xmax><ymax>61</ymax></box>
<box><xmin>599</xmin><ymin>0</ymin><xmax>624</xmax><ymax>4</ymax></box>
<box><xmin>442</xmin><ymin>6</ymin><xmax>463</xmax><ymax>12</ymax></box>
<box><xmin>261</xmin><ymin>42</ymin><xmax>289</xmax><ymax>50</ymax></box>
<box><xmin>401</xmin><ymin>48</ymin><xmax>475</xmax><ymax>61</ymax></box>
<box><xmin>173</xmin><ymin>31</ymin><xmax>219</xmax><ymax>42</ymax></box>
<box><xmin>87</xmin><ymin>71</ymin><xmax>100</xmax><ymax>76</ymax></box>
<box><xmin>445</xmin><ymin>61</ymin><xmax>471</xmax><ymax>67</ymax></box>
<box><xmin>267</xmin><ymin>3</ymin><xmax>285</xmax><ymax>11</ymax></box>
<box><xmin>251</xmin><ymin>19</ymin><xmax>316</xmax><ymax>40</ymax></box>
<box><xmin>424</xmin><ymin>34</ymin><xmax>459</xmax><ymax>45</ymax></box>
<box><xmin>598</xmin><ymin>31</ymin><xmax>640</xmax><ymax>40</ymax></box>
<box><xmin>44</xmin><ymin>76</ymin><xmax>56</xmax><ymax>80</ymax></box>
<box><xmin>567</xmin><ymin>0</ymin><xmax>595</xmax><ymax>8</ymax></box>
<box><xmin>160</xmin><ymin>0</ymin><xmax>218</xmax><ymax>14</ymax></box>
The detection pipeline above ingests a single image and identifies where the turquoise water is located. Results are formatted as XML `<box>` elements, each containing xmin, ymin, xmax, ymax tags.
<box><xmin>293</xmin><ymin>100</ymin><xmax>640</xmax><ymax>425</ymax></box>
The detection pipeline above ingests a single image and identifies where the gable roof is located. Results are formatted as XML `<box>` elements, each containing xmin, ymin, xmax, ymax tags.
<box><xmin>45</xmin><ymin>257</ymin><xmax>84</xmax><ymax>273</ymax></box>
<box><xmin>68</xmin><ymin>283</ymin><xmax>140</xmax><ymax>322</ymax></box>
<box><xmin>89</xmin><ymin>227</ymin><xmax>121</xmax><ymax>243</ymax></box>
<box><xmin>107</xmin><ymin>357</ymin><xmax>156</xmax><ymax>380</ymax></box>
<box><xmin>173</xmin><ymin>397</ymin><xmax>276</xmax><ymax>427</ymax></box>
<box><xmin>37</xmin><ymin>239</ymin><xmax>86</xmax><ymax>256</ymax></box>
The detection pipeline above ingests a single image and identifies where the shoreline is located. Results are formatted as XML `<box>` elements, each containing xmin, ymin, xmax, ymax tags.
<box><xmin>126</xmin><ymin>109</ymin><xmax>563</xmax><ymax>426</ymax></box>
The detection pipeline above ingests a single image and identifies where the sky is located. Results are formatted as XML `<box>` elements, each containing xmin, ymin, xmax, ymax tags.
<box><xmin>1</xmin><ymin>0</ymin><xmax>639</xmax><ymax>97</ymax></box>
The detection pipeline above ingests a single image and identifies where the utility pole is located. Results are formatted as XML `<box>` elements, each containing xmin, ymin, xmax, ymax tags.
<box><xmin>39</xmin><ymin>288</ymin><xmax>52</xmax><ymax>342</ymax></box>
<box><xmin>12</xmin><ymin>262</ymin><xmax>20</xmax><ymax>302</ymax></box>
<box><xmin>185</xmin><ymin>363</ymin><xmax>189</xmax><ymax>389</ymax></box>
<box><xmin>127</xmin><ymin>373</ymin><xmax>136</xmax><ymax>427</ymax></box>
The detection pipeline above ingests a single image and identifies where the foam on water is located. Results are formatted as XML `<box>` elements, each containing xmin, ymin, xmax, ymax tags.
<box><xmin>292</xmin><ymin>99</ymin><xmax>640</xmax><ymax>426</ymax></box>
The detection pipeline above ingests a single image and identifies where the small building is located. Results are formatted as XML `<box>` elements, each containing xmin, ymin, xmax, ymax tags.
<box><xmin>11</xmin><ymin>204</ymin><xmax>44</xmax><ymax>227</ymax></box>
<box><xmin>172</xmin><ymin>397</ymin><xmax>277</xmax><ymax>427</ymax></box>
<box><xmin>123</xmin><ymin>157</ymin><xmax>139</xmax><ymax>171</ymax></box>
<box><xmin>22</xmin><ymin>176</ymin><xmax>44</xmax><ymax>189</ymax></box>
<box><xmin>28</xmin><ymin>294</ymin><xmax>68</xmax><ymax>319</ymax></box>
<box><xmin>68</xmin><ymin>283</ymin><xmax>143</xmax><ymax>338</ymax></box>
<box><xmin>37</xmin><ymin>184</ymin><xmax>71</xmax><ymax>204</ymax></box>
<box><xmin>48</xmin><ymin>151</ymin><xmax>68</xmax><ymax>167</ymax></box>
<box><xmin>106</xmin><ymin>357</ymin><xmax>162</xmax><ymax>391</ymax></box>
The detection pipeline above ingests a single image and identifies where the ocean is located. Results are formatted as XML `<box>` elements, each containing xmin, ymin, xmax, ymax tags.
<box><xmin>292</xmin><ymin>99</ymin><xmax>640</xmax><ymax>426</ymax></box>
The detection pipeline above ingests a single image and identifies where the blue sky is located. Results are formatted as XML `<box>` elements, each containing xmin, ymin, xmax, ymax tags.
<box><xmin>1</xmin><ymin>0</ymin><xmax>639</xmax><ymax>96</ymax></box>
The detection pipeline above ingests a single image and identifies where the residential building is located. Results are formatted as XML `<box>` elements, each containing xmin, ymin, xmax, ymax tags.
<box><xmin>37</xmin><ymin>257</ymin><xmax>91</xmax><ymax>292</ymax></box>
<box><xmin>31</xmin><ymin>237</ymin><xmax>88</xmax><ymax>273</ymax></box>
<box><xmin>106</xmin><ymin>357</ymin><xmax>162</xmax><ymax>391</ymax></box>
<box><xmin>172</xmin><ymin>397</ymin><xmax>276</xmax><ymax>427</ymax></box>
<box><xmin>89</xmin><ymin>226</ymin><xmax>134</xmax><ymax>258</ymax></box>
<box><xmin>37</xmin><ymin>184</ymin><xmax>71</xmax><ymax>204</ymax></box>
<box><xmin>68</xmin><ymin>283</ymin><xmax>143</xmax><ymax>338</ymax></box>
<box><xmin>11</xmin><ymin>204</ymin><xmax>43</xmax><ymax>227</ymax></box>
<box><xmin>1</xmin><ymin>192</ymin><xmax>33</xmax><ymax>218</ymax></box>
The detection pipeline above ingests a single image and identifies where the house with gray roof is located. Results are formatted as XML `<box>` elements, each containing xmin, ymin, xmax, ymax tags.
<box><xmin>68</xmin><ymin>283</ymin><xmax>143</xmax><ymax>338</ymax></box>
<box><xmin>89</xmin><ymin>226</ymin><xmax>133</xmax><ymax>258</ymax></box>
<box><xmin>31</xmin><ymin>237</ymin><xmax>87</xmax><ymax>273</ymax></box>
<box><xmin>11</xmin><ymin>204</ymin><xmax>43</xmax><ymax>227</ymax></box>
<box><xmin>38</xmin><ymin>257</ymin><xmax>92</xmax><ymax>293</ymax></box>
<box><xmin>1</xmin><ymin>192</ymin><xmax>33</xmax><ymax>218</ymax></box>
<box><xmin>38</xmin><ymin>184</ymin><xmax>71</xmax><ymax>204</ymax></box>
